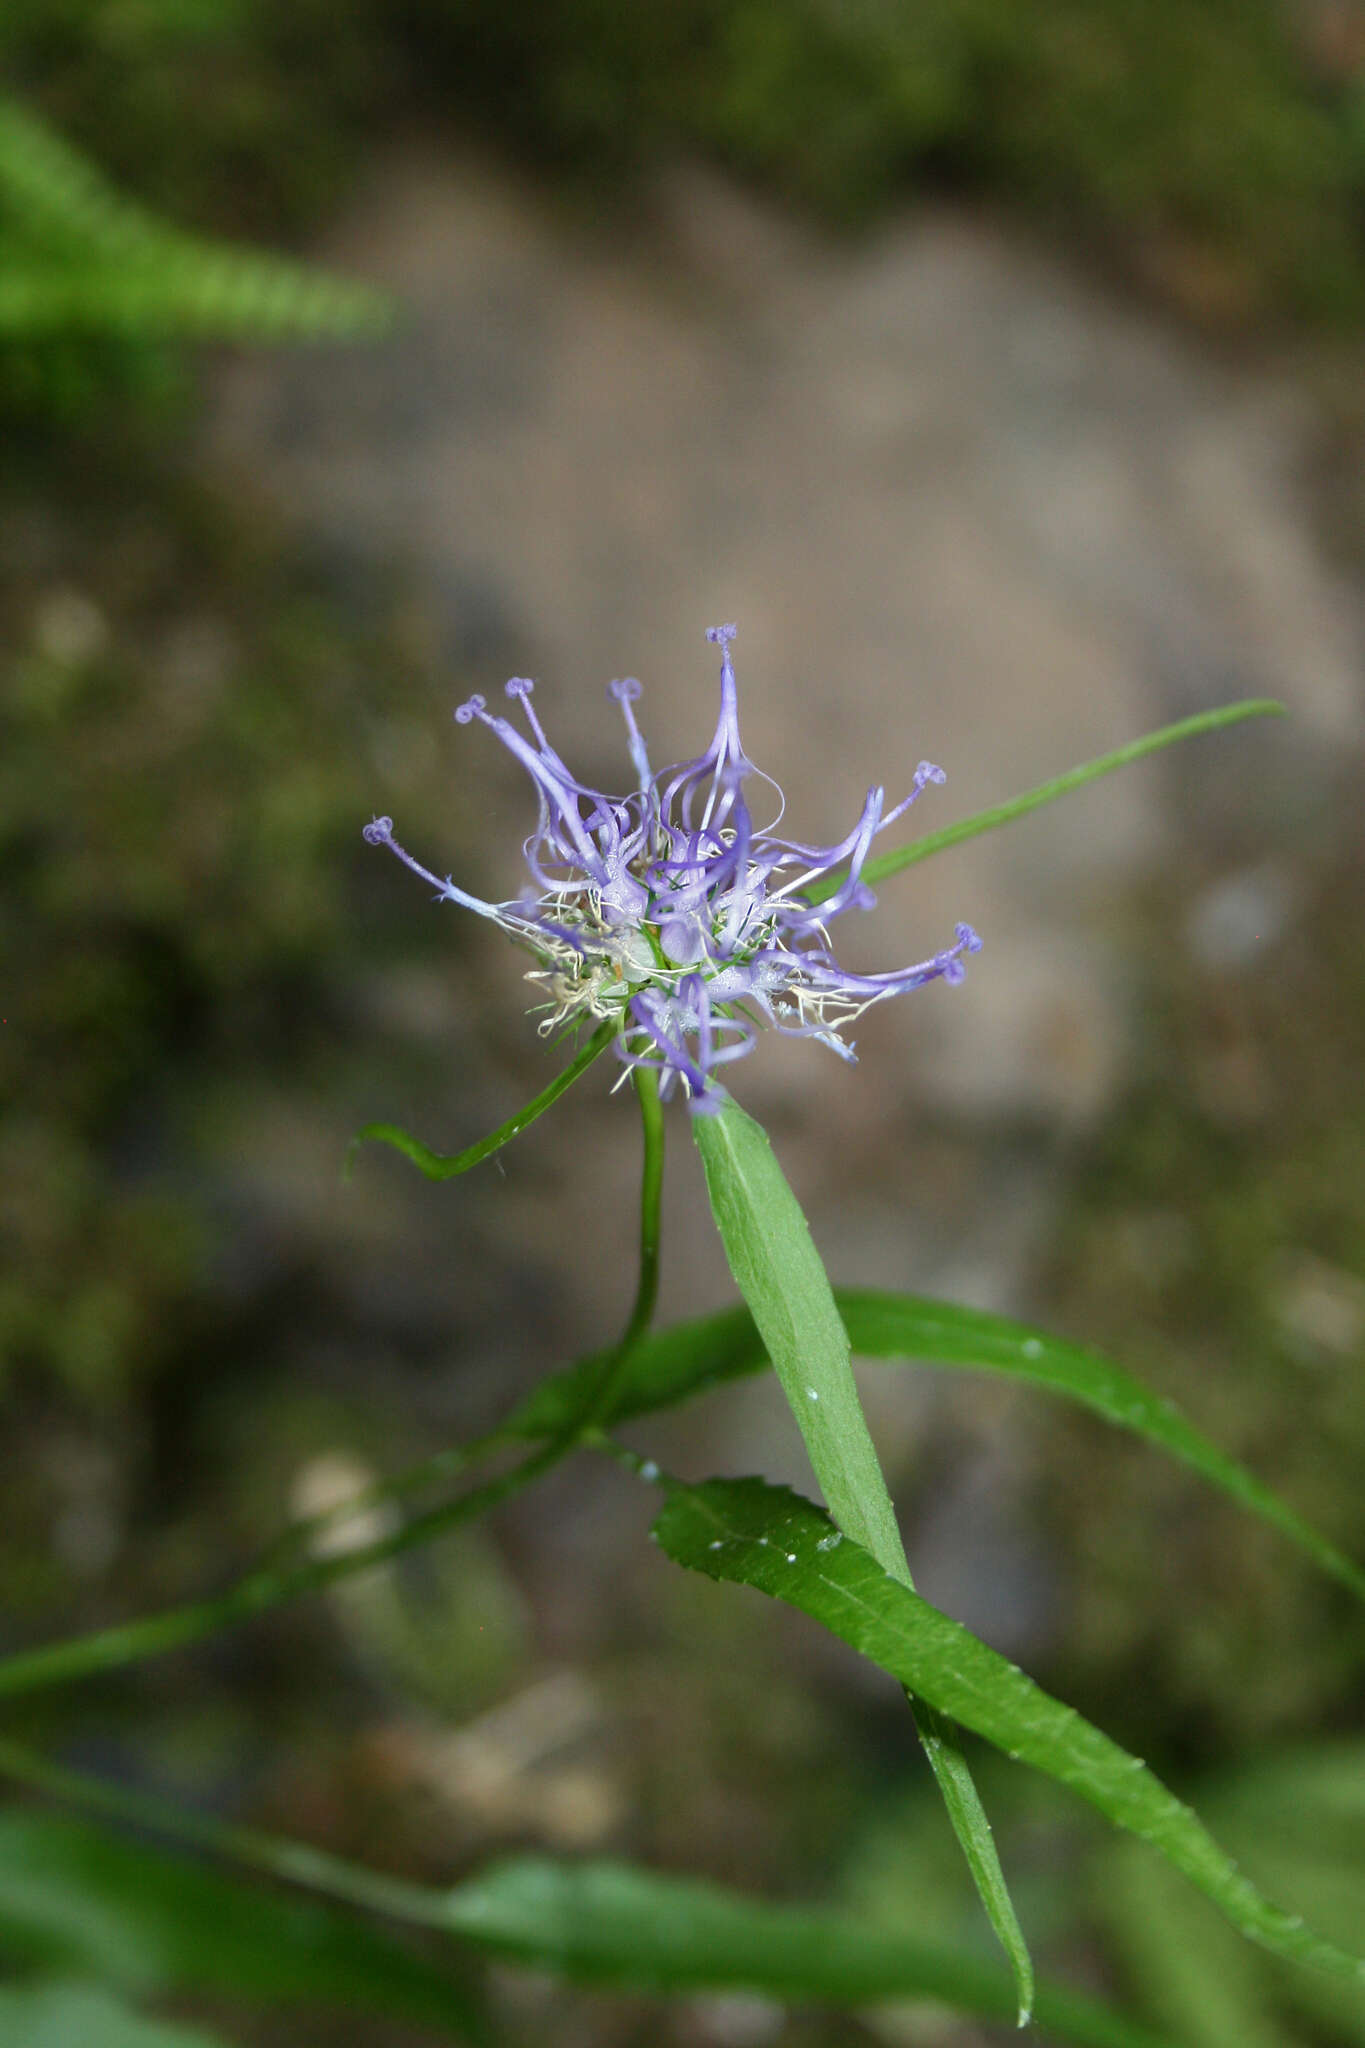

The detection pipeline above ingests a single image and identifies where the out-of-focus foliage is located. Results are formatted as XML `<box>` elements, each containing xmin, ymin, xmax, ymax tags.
<box><xmin>0</xmin><ymin>1981</ymin><xmax>229</xmax><ymax>2048</ymax></box>
<box><xmin>0</xmin><ymin>479</ymin><xmax>449</xmax><ymax>1414</ymax></box>
<box><xmin>428</xmin><ymin>0</ymin><xmax>1365</xmax><ymax>319</ymax></box>
<box><xmin>1042</xmin><ymin>842</ymin><xmax>1365</xmax><ymax>1753</ymax></box>
<box><xmin>0</xmin><ymin>97</ymin><xmax>390</xmax><ymax>426</ymax></box>
<box><xmin>4</xmin><ymin>0</ymin><xmax>1365</xmax><ymax>342</ymax></box>
<box><xmin>0</xmin><ymin>99</ymin><xmax>390</xmax><ymax>341</ymax></box>
<box><xmin>0</xmin><ymin>1811</ymin><xmax>484</xmax><ymax>2040</ymax></box>
<box><xmin>0</xmin><ymin>0</ymin><xmax>388</xmax><ymax>238</ymax></box>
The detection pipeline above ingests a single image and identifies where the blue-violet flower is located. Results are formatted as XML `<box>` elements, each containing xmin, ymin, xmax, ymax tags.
<box><xmin>364</xmin><ymin>625</ymin><xmax>980</xmax><ymax>1113</ymax></box>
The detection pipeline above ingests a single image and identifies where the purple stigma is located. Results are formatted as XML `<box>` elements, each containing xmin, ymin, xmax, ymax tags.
<box><xmin>363</xmin><ymin>816</ymin><xmax>394</xmax><ymax>846</ymax></box>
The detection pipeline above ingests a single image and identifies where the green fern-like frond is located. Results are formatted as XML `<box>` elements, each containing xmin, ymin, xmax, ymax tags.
<box><xmin>0</xmin><ymin>98</ymin><xmax>177</xmax><ymax>256</ymax></box>
<box><xmin>0</xmin><ymin>253</ymin><xmax>393</xmax><ymax>341</ymax></box>
<box><xmin>0</xmin><ymin>97</ymin><xmax>393</xmax><ymax>343</ymax></box>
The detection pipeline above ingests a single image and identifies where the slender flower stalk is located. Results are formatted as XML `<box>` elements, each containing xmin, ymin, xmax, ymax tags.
<box><xmin>364</xmin><ymin>626</ymin><xmax>980</xmax><ymax>1111</ymax></box>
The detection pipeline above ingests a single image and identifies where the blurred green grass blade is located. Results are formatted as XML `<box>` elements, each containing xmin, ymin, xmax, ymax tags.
<box><xmin>0</xmin><ymin>1983</ymin><xmax>227</xmax><ymax>2048</ymax></box>
<box><xmin>692</xmin><ymin>1103</ymin><xmax>1034</xmax><ymax>2023</ymax></box>
<box><xmin>510</xmin><ymin>1287</ymin><xmax>1365</xmax><ymax>1604</ymax></box>
<box><xmin>346</xmin><ymin>1022</ymin><xmax>613</xmax><ymax>1181</ymax></box>
<box><xmin>655</xmin><ymin>1475</ymin><xmax>1365</xmax><ymax>1987</ymax></box>
<box><xmin>1098</xmin><ymin>1844</ymin><xmax>1287</xmax><ymax>2048</ymax></box>
<box><xmin>1228</xmin><ymin>1850</ymin><xmax>1365</xmax><ymax>2042</ymax></box>
<box><xmin>1207</xmin><ymin>1740</ymin><xmax>1365</xmax><ymax>1863</ymax></box>
<box><xmin>805</xmin><ymin>699</ymin><xmax>1285</xmax><ymax>903</ymax></box>
<box><xmin>0</xmin><ymin>1811</ymin><xmax>485</xmax><ymax>2040</ymax></box>
<box><xmin>1243</xmin><ymin>1857</ymin><xmax>1365</xmax><ymax>2043</ymax></box>
<box><xmin>0</xmin><ymin>1746</ymin><xmax>1163</xmax><ymax>2047</ymax></box>
<box><xmin>1191</xmin><ymin>1749</ymin><xmax>1365</xmax><ymax>2044</ymax></box>
<box><xmin>441</xmin><ymin>1856</ymin><xmax>1176</xmax><ymax>2048</ymax></box>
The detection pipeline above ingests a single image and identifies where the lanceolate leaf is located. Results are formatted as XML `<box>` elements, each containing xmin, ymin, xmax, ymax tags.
<box><xmin>656</xmin><ymin>1475</ymin><xmax>1365</xmax><ymax>1987</ymax></box>
<box><xmin>441</xmin><ymin>1856</ymin><xmax>1175</xmax><ymax>2048</ymax></box>
<box><xmin>508</xmin><ymin>1289</ymin><xmax>1365</xmax><ymax>1605</ymax></box>
<box><xmin>690</xmin><ymin>1108</ymin><xmax>907</xmax><ymax>1565</ymax></box>
<box><xmin>345</xmin><ymin>1023</ymin><xmax>612</xmax><ymax>1182</ymax></box>
<box><xmin>837</xmin><ymin>1294</ymin><xmax>1365</xmax><ymax>1607</ymax></box>
<box><xmin>691</xmin><ymin>1103</ymin><xmax>1035</xmax><ymax>2022</ymax></box>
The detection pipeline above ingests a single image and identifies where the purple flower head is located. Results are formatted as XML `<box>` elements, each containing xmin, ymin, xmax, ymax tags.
<box><xmin>364</xmin><ymin>627</ymin><xmax>981</xmax><ymax>1112</ymax></box>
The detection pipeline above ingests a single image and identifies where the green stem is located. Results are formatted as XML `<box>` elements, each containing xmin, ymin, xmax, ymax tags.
<box><xmin>256</xmin><ymin>1423</ymin><xmax>515</xmax><ymax>1574</ymax></box>
<box><xmin>0</xmin><ymin>1070</ymin><xmax>665</xmax><ymax>1704</ymax></box>
<box><xmin>574</xmin><ymin>1065</ymin><xmax>664</xmax><ymax>1432</ymax></box>
<box><xmin>0</xmin><ymin>1438</ymin><xmax>562</xmax><ymax>1701</ymax></box>
<box><xmin>0</xmin><ymin>1734</ymin><xmax>448</xmax><ymax>1928</ymax></box>
<box><xmin>345</xmin><ymin>1021</ymin><xmax>613</xmax><ymax>1182</ymax></box>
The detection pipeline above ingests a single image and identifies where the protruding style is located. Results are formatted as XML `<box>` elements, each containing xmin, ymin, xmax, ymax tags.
<box><xmin>364</xmin><ymin>628</ymin><xmax>980</xmax><ymax>1110</ymax></box>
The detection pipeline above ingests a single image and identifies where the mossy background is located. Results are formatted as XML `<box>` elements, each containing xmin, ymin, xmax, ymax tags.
<box><xmin>3</xmin><ymin>5</ymin><xmax>1365</xmax><ymax>2045</ymax></box>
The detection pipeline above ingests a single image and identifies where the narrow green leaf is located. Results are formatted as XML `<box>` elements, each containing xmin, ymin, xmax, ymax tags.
<box><xmin>346</xmin><ymin>1023</ymin><xmax>612</xmax><ymax>1182</ymax></box>
<box><xmin>0</xmin><ymin>1812</ymin><xmax>484</xmax><ymax>2040</ymax></box>
<box><xmin>806</xmin><ymin>699</ymin><xmax>1285</xmax><ymax>904</ymax></box>
<box><xmin>838</xmin><ymin>1294</ymin><xmax>1365</xmax><ymax>1607</ymax></box>
<box><xmin>0</xmin><ymin>1984</ymin><xmax>227</xmax><ymax>2048</ymax></box>
<box><xmin>441</xmin><ymin>1856</ymin><xmax>1176</xmax><ymax>2048</ymax></box>
<box><xmin>692</xmin><ymin>1103</ymin><xmax>1035</xmax><ymax>2022</ymax></box>
<box><xmin>692</xmin><ymin>1106</ymin><xmax>906</xmax><ymax>1563</ymax></box>
<box><xmin>656</xmin><ymin>1475</ymin><xmax>1365</xmax><ymax>1987</ymax></box>
<box><xmin>508</xmin><ymin>1288</ymin><xmax>1365</xmax><ymax>1605</ymax></box>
